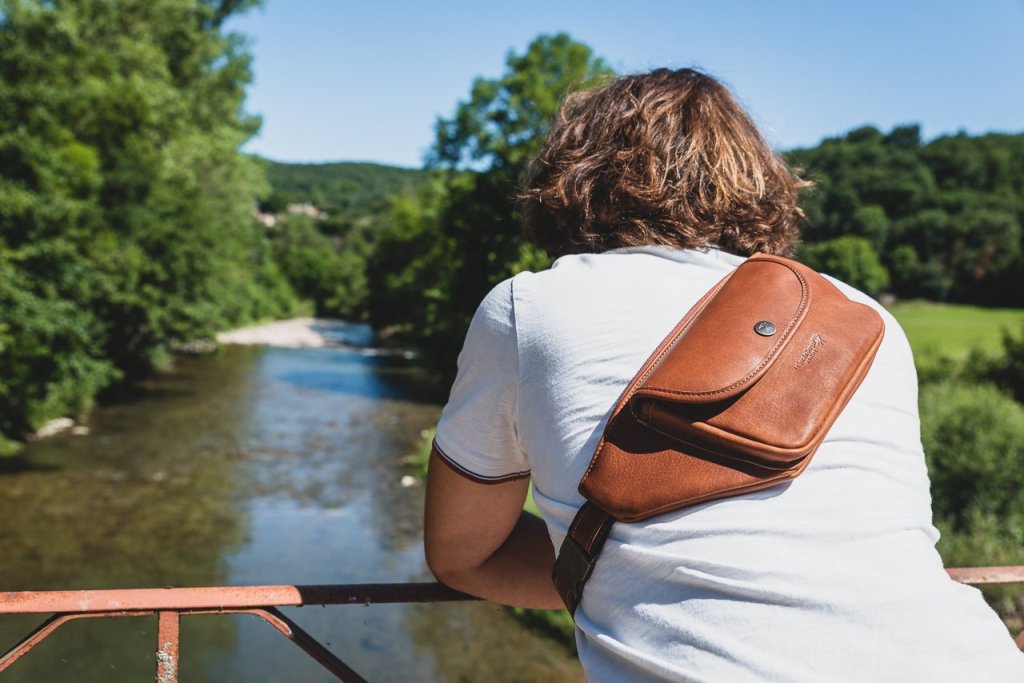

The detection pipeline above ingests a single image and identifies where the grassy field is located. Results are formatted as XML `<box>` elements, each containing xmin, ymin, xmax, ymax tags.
<box><xmin>888</xmin><ymin>301</ymin><xmax>1024</xmax><ymax>357</ymax></box>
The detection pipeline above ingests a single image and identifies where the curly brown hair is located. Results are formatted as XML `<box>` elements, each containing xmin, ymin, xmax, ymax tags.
<box><xmin>519</xmin><ymin>68</ymin><xmax>810</xmax><ymax>257</ymax></box>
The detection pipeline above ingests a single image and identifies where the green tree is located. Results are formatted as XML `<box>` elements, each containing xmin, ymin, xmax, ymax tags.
<box><xmin>270</xmin><ymin>213</ymin><xmax>371</xmax><ymax>319</ymax></box>
<box><xmin>264</xmin><ymin>160</ymin><xmax>426</xmax><ymax>218</ymax></box>
<box><xmin>799</xmin><ymin>236</ymin><xmax>890</xmax><ymax>296</ymax></box>
<box><xmin>849</xmin><ymin>204</ymin><xmax>890</xmax><ymax>250</ymax></box>
<box><xmin>951</xmin><ymin>207</ymin><xmax>1021</xmax><ymax>299</ymax></box>
<box><xmin>370</xmin><ymin>33</ymin><xmax>612</xmax><ymax>373</ymax></box>
<box><xmin>0</xmin><ymin>0</ymin><xmax>292</xmax><ymax>444</ymax></box>
<box><xmin>367</xmin><ymin>178</ymin><xmax>454</xmax><ymax>344</ymax></box>
<box><xmin>788</xmin><ymin>126</ymin><xmax>1024</xmax><ymax>305</ymax></box>
<box><xmin>430</xmin><ymin>33</ymin><xmax>611</xmax><ymax>172</ymax></box>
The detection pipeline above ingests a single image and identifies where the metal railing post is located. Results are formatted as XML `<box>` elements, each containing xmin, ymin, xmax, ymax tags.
<box><xmin>156</xmin><ymin>610</ymin><xmax>180</xmax><ymax>683</ymax></box>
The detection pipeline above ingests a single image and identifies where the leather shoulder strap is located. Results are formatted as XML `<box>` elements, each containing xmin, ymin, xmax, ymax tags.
<box><xmin>552</xmin><ymin>501</ymin><xmax>614</xmax><ymax>615</ymax></box>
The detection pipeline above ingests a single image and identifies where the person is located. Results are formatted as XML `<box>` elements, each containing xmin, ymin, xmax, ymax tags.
<box><xmin>423</xmin><ymin>68</ymin><xmax>1024</xmax><ymax>681</ymax></box>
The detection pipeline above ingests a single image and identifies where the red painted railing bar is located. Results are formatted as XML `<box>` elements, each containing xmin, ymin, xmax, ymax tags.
<box><xmin>4</xmin><ymin>570</ymin><xmax>1018</xmax><ymax>616</ymax></box>
<box><xmin>1</xmin><ymin>574</ymin><xmax>1021</xmax><ymax>681</ymax></box>
<box><xmin>946</xmin><ymin>566</ymin><xmax>1024</xmax><ymax>585</ymax></box>
<box><xmin>0</xmin><ymin>582</ymin><xmax>474</xmax><ymax>615</ymax></box>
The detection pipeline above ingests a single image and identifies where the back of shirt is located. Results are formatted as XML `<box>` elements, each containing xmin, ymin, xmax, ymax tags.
<box><xmin>434</xmin><ymin>246</ymin><xmax>1024</xmax><ymax>682</ymax></box>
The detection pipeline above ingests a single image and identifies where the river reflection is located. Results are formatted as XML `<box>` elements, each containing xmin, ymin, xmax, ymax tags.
<box><xmin>0</xmin><ymin>328</ymin><xmax>582</xmax><ymax>682</ymax></box>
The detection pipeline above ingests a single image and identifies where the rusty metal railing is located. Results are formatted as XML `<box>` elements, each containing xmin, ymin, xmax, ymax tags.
<box><xmin>2</xmin><ymin>568</ymin><xmax>1022</xmax><ymax>682</ymax></box>
<box><xmin>0</xmin><ymin>582</ymin><xmax>477</xmax><ymax>682</ymax></box>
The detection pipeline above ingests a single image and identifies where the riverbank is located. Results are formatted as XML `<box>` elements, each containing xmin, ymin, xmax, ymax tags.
<box><xmin>14</xmin><ymin>319</ymin><xmax>341</xmax><ymax>448</ymax></box>
<box><xmin>216</xmin><ymin>317</ymin><xmax>333</xmax><ymax>348</ymax></box>
<box><xmin>216</xmin><ymin>318</ymin><xmax>419</xmax><ymax>361</ymax></box>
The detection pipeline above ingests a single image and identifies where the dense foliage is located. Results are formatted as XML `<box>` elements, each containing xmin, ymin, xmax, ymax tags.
<box><xmin>922</xmin><ymin>379</ymin><xmax>1024</xmax><ymax>534</ymax></box>
<box><xmin>977</xmin><ymin>323</ymin><xmax>1024</xmax><ymax>403</ymax></box>
<box><xmin>259</xmin><ymin>161</ymin><xmax>427</xmax><ymax>320</ymax></box>
<box><xmin>789</xmin><ymin>127</ymin><xmax>1024</xmax><ymax>304</ymax></box>
<box><xmin>0</xmin><ymin>0</ymin><xmax>296</xmax><ymax>448</ymax></box>
<box><xmin>919</xmin><ymin>343</ymin><xmax>1024</xmax><ymax>613</ymax></box>
<box><xmin>355</xmin><ymin>49</ymin><xmax>1024</xmax><ymax>376</ymax></box>
<box><xmin>263</xmin><ymin>160</ymin><xmax>426</xmax><ymax>218</ymax></box>
<box><xmin>269</xmin><ymin>213</ymin><xmax>370</xmax><ymax>319</ymax></box>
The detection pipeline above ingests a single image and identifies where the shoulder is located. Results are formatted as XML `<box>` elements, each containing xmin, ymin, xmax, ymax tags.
<box><xmin>509</xmin><ymin>247</ymin><xmax>737</xmax><ymax>298</ymax></box>
<box><xmin>474</xmin><ymin>277</ymin><xmax>516</xmax><ymax>326</ymax></box>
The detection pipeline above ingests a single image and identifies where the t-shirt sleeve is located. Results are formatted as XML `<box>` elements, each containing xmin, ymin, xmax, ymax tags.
<box><xmin>433</xmin><ymin>278</ymin><xmax>530</xmax><ymax>483</ymax></box>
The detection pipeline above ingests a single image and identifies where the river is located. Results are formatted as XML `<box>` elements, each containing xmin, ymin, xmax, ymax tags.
<box><xmin>0</xmin><ymin>325</ymin><xmax>582</xmax><ymax>682</ymax></box>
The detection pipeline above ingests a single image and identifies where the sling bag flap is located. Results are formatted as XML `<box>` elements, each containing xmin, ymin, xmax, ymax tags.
<box><xmin>552</xmin><ymin>253</ymin><xmax>885</xmax><ymax>614</ymax></box>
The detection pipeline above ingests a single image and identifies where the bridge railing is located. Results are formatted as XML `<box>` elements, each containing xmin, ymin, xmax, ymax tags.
<box><xmin>2</xmin><ymin>568</ymin><xmax>1022</xmax><ymax>682</ymax></box>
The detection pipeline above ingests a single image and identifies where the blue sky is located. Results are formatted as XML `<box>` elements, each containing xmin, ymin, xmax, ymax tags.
<box><xmin>227</xmin><ymin>0</ymin><xmax>1024</xmax><ymax>167</ymax></box>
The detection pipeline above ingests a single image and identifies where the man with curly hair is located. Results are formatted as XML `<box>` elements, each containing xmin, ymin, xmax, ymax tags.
<box><xmin>424</xmin><ymin>68</ymin><xmax>1024</xmax><ymax>681</ymax></box>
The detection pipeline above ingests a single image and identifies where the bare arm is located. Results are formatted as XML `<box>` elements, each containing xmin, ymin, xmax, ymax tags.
<box><xmin>423</xmin><ymin>446</ymin><xmax>563</xmax><ymax>610</ymax></box>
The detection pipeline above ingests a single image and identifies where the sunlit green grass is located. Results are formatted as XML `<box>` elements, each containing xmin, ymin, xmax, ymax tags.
<box><xmin>888</xmin><ymin>301</ymin><xmax>1024</xmax><ymax>357</ymax></box>
<box><xmin>524</xmin><ymin>485</ymin><xmax>541</xmax><ymax>516</ymax></box>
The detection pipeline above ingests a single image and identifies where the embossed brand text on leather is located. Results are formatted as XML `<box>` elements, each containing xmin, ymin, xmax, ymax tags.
<box><xmin>794</xmin><ymin>334</ymin><xmax>826</xmax><ymax>369</ymax></box>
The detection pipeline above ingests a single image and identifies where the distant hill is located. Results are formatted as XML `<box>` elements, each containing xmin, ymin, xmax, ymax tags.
<box><xmin>261</xmin><ymin>160</ymin><xmax>428</xmax><ymax>216</ymax></box>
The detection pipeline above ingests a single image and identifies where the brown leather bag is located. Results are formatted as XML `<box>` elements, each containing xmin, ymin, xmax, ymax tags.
<box><xmin>552</xmin><ymin>253</ymin><xmax>885</xmax><ymax>614</ymax></box>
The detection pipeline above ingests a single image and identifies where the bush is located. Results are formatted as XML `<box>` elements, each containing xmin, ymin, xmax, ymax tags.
<box><xmin>406</xmin><ymin>427</ymin><xmax>435</xmax><ymax>478</ymax></box>
<box><xmin>799</xmin><ymin>236</ymin><xmax>890</xmax><ymax>296</ymax></box>
<box><xmin>270</xmin><ymin>214</ymin><xmax>370</xmax><ymax>319</ymax></box>
<box><xmin>920</xmin><ymin>380</ymin><xmax>1024</xmax><ymax>614</ymax></box>
<box><xmin>982</xmin><ymin>322</ymin><xmax>1024</xmax><ymax>403</ymax></box>
<box><xmin>934</xmin><ymin>511</ymin><xmax>1024</xmax><ymax>616</ymax></box>
<box><xmin>920</xmin><ymin>380</ymin><xmax>1024</xmax><ymax>529</ymax></box>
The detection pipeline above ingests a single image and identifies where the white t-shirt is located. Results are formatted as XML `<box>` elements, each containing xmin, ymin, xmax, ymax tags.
<box><xmin>434</xmin><ymin>246</ymin><xmax>1024</xmax><ymax>682</ymax></box>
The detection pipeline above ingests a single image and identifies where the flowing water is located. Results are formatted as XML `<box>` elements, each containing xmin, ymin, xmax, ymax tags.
<box><xmin>0</xmin><ymin>325</ymin><xmax>581</xmax><ymax>682</ymax></box>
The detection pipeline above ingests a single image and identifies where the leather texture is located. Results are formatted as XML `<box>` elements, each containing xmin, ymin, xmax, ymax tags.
<box><xmin>553</xmin><ymin>254</ymin><xmax>885</xmax><ymax>614</ymax></box>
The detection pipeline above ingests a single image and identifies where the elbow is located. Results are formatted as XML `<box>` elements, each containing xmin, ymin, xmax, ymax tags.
<box><xmin>424</xmin><ymin>535</ymin><xmax>475</xmax><ymax>588</ymax></box>
<box><xmin>421</xmin><ymin>540</ymin><xmax>458</xmax><ymax>589</ymax></box>
<box><xmin>425</xmin><ymin>550</ymin><xmax>455</xmax><ymax>586</ymax></box>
